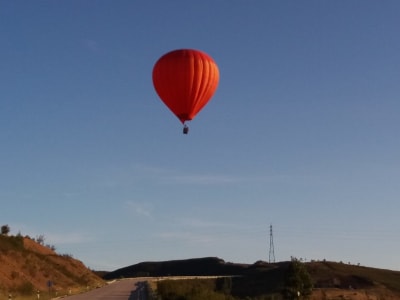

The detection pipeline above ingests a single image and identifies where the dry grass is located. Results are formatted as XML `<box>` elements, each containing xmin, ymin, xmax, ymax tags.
<box><xmin>0</xmin><ymin>236</ymin><xmax>104</xmax><ymax>299</ymax></box>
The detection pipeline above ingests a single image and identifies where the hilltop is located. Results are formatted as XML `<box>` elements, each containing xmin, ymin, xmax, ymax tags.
<box><xmin>0</xmin><ymin>234</ymin><xmax>104</xmax><ymax>298</ymax></box>
<box><xmin>103</xmin><ymin>257</ymin><xmax>248</xmax><ymax>279</ymax></box>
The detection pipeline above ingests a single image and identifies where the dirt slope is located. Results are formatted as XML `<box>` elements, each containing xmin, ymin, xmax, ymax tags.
<box><xmin>0</xmin><ymin>235</ymin><xmax>104</xmax><ymax>297</ymax></box>
<box><xmin>311</xmin><ymin>288</ymin><xmax>399</xmax><ymax>300</ymax></box>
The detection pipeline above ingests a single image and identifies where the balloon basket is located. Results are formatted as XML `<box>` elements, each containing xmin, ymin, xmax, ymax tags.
<box><xmin>183</xmin><ymin>125</ymin><xmax>189</xmax><ymax>134</ymax></box>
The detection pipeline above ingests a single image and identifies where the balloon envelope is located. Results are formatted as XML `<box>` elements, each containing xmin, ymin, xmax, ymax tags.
<box><xmin>152</xmin><ymin>49</ymin><xmax>219</xmax><ymax>124</ymax></box>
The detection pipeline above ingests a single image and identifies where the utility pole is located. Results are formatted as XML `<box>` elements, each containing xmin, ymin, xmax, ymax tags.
<box><xmin>269</xmin><ymin>224</ymin><xmax>275</xmax><ymax>263</ymax></box>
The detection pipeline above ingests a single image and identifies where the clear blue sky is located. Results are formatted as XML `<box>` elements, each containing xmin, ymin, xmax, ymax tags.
<box><xmin>1</xmin><ymin>1</ymin><xmax>399</xmax><ymax>271</ymax></box>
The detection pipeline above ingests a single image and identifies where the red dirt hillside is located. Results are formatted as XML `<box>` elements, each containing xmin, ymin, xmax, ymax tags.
<box><xmin>0</xmin><ymin>234</ymin><xmax>104</xmax><ymax>297</ymax></box>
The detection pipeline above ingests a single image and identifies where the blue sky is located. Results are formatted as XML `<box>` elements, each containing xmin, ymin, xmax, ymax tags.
<box><xmin>1</xmin><ymin>1</ymin><xmax>399</xmax><ymax>271</ymax></box>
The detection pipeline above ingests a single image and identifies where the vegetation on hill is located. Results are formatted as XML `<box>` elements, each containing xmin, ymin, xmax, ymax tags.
<box><xmin>156</xmin><ymin>278</ymin><xmax>236</xmax><ymax>300</ymax></box>
<box><xmin>0</xmin><ymin>229</ymin><xmax>104</xmax><ymax>299</ymax></box>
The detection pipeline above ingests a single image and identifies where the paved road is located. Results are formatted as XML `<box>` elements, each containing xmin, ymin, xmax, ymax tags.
<box><xmin>59</xmin><ymin>279</ymin><xmax>147</xmax><ymax>300</ymax></box>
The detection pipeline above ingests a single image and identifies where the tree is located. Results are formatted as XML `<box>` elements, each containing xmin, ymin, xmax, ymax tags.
<box><xmin>1</xmin><ymin>224</ymin><xmax>10</xmax><ymax>235</ymax></box>
<box><xmin>283</xmin><ymin>258</ymin><xmax>313</xmax><ymax>299</ymax></box>
<box><xmin>36</xmin><ymin>234</ymin><xmax>45</xmax><ymax>245</ymax></box>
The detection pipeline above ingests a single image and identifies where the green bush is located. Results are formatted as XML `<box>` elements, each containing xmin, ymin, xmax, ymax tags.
<box><xmin>157</xmin><ymin>278</ymin><xmax>235</xmax><ymax>300</ymax></box>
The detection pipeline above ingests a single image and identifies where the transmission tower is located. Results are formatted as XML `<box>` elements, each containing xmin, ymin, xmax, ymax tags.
<box><xmin>269</xmin><ymin>224</ymin><xmax>275</xmax><ymax>263</ymax></box>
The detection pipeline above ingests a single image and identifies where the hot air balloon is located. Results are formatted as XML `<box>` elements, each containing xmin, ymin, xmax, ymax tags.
<box><xmin>152</xmin><ymin>49</ymin><xmax>219</xmax><ymax>134</ymax></box>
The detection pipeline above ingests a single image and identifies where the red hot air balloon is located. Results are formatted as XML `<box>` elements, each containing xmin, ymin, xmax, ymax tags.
<box><xmin>152</xmin><ymin>49</ymin><xmax>219</xmax><ymax>134</ymax></box>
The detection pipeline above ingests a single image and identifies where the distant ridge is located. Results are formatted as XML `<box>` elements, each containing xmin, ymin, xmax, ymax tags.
<box><xmin>103</xmin><ymin>257</ymin><xmax>251</xmax><ymax>279</ymax></box>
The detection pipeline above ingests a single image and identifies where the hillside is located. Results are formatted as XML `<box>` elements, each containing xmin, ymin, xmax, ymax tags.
<box><xmin>104</xmin><ymin>257</ymin><xmax>400</xmax><ymax>299</ymax></box>
<box><xmin>103</xmin><ymin>257</ymin><xmax>249</xmax><ymax>279</ymax></box>
<box><xmin>0</xmin><ymin>234</ymin><xmax>104</xmax><ymax>298</ymax></box>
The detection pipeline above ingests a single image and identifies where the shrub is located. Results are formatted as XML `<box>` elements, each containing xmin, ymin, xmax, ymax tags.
<box><xmin>10</xmin><ymin>271</ymin><xmax>19</xmax><ymax>280</ymax></box>
<box><xmin>15</xmin><ymin>281</ymin><xmax>34</xmax><ymax>295</ymax></box>
<box><xmin>1</xmin><ymin>225</ymin><xmax>10</xmax><ymax>235</ymax></box>
<box><xmin>216</xmin><ymin>277</ymin><xmax>232</xmax><ymax>294</ymax></box>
